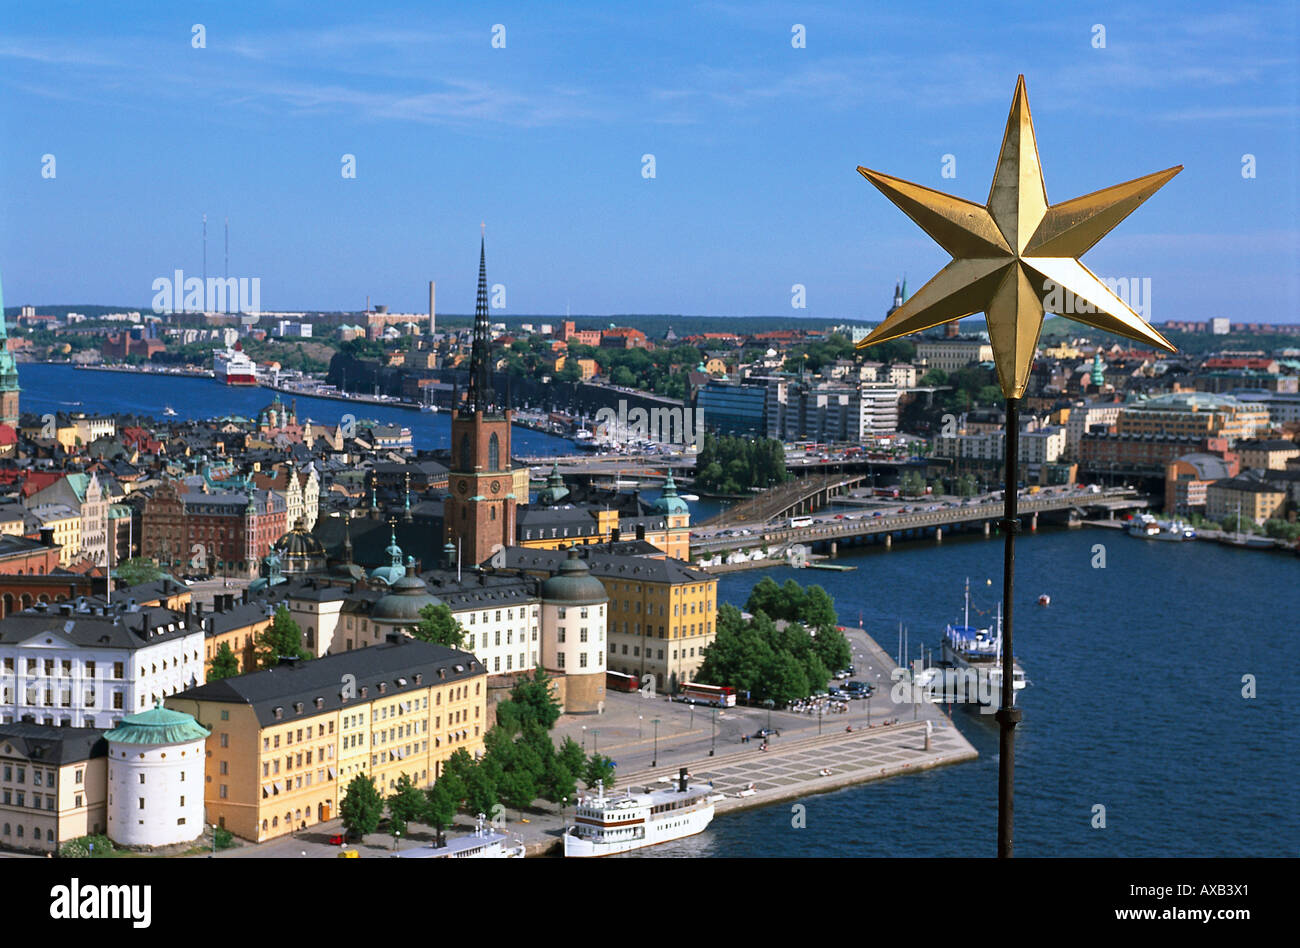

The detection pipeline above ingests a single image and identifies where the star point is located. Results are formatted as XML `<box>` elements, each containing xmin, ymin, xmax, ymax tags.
<box><xmin>855</xmin><ymin>77</ymin><xmax>1179</xmax><ymax>399</ymax></box>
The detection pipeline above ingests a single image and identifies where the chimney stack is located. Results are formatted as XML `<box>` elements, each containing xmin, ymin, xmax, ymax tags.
<box><xmin>678</xmin><ymin>767</ymin><xmax>689</xmax><ymax>793</ymax></box>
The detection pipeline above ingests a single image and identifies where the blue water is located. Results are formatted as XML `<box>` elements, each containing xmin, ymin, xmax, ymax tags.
<box><xmin>643</xmin><ymin>530</ymin><xmax>1300</xmax><ymax>856</ymax></box>
<box><xmin>19</xmin><ymin>363</ymin><xmax>574</xmax><ymax>456</ymax></box>
<box><xmin>20</xmin><ymin>364</ymin><xmax>1299</xmax><ymax>855</ymax></box>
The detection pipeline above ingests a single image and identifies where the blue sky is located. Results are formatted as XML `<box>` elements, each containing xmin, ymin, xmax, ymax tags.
<box><xmin>1</xmin><ymin>0</ymin><xmax>1296</xmax><ymax>323</ymax></box>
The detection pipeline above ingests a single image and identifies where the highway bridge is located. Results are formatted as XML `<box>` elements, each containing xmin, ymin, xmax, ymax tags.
<box><xmin>690</xmin><ymin>488</ymin><xmax>1148</xmax><ymax>558</ymax></box>
<box><xmin>700</xmin><ymin>473</ymin><xmax>867</xmax><ymax>527</ymax></box>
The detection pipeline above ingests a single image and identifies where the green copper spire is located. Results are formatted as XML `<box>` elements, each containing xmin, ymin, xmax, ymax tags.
<box><xmin>1091</xmin><ymin>349</ymin><xmax>1105</xmax><ymax>387</ymax></box>
<box><xmin>0</xmin><ymin>274</ymin><xmax>20</xmax><ymax>428</ymax></box>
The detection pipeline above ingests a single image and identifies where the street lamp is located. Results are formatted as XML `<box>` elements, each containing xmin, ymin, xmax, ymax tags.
<box><xmin>592</xmin><ymin>729</ymin><xmax>599</xmax><ymax>756</ymax></box>
<box><xmin>818</xmin><ymin>703</ymin><xmax>822</xmax><ymax>735</ymax></box>
<box><xmin>764</xmin><ymin>698</ymin><xmax>774</xmax><ymax>731</ymax></box>
<box><xmin>651</xmin><ymin>718</ymin><xmax>660</xmax><ymax>767</ymax></box>
<box><xmin>581</xmin><ymin>725</ymin><xmax>587</xmax><ymax>752</ymax></box>
<box><xmin>710</xmin><ymin>708</ymin><xmax>716</xmax><ymax>756</ymax></box>
<box><xmin>638</xmin><ymin>714</ymin><xmax>643</xmax><ymax>740</ymax></box>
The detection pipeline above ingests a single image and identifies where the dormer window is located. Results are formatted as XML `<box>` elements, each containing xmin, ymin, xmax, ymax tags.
<box><xmin>315</xmin><ymin>697</ymin><xmax>324</xmax><ymax>709</ymax></box>
<box><xmin>413</xmin><ymin>674</ymin><xmax>422</xmax><ymax>686</ymax></box>
<box><xmin>273</xmin><ymin>707</ymin><xmax>283</xmax><ymax>720</ymax></box>
<box><xmin>377</xmin><ymin>682</ymin><xmax>387</xmax><ymax>694</ymax></box>
<box><xmin>294</xmin><ymin>702</ymin><xmax>304</xmax><ymax>714</ymax></box>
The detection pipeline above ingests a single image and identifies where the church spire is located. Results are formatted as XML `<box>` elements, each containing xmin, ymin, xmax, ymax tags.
<box><xmin>466</xmin><ymin>229</ymin><xmax>494</xmax><ymax>414</ymax></box>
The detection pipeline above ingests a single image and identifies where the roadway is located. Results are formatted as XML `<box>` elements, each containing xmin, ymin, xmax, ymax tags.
<box><xmin>691</xmin><ymin>486</ymin><xmax>1147</xmax><ymax>555</ymax></box>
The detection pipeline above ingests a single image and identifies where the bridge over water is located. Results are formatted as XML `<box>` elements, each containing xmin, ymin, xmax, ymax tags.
<box><xmin>690</xmin><ymin>489</ymin><xmax>1148</xmax><ymax>558</ymax></box>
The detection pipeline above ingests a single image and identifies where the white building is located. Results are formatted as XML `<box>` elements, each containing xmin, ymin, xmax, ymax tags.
<box><xmin>0</xmin><ymin>603</ymin><xmax>205</xmax><ymax>729</ymax></box>
<box><xmin>915</xmin><ymin>338</ymin><xmax>994</xmax><ymax>373</ymax></box>
<box><xmin>1065</xmin><ymin>401</ymin><xmax>1122</xmax><ymax>456</ymax></box>
<box><xmin>858</xmin><ymin>383</ymin><xmax>901</xmax><ymax>437</ymax></box>
<box><xmin>104</xmin><ymin>704</ymin><xmax>209</xmax><ymax>847</ymax></box>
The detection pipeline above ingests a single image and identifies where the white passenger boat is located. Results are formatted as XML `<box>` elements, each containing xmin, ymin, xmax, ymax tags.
<box><xmin>392</xmin><ymin>816</ymin><xmax>524</xmax><ymax>858</ymax></box>
<box><xmin>564</xmin><ymin>768</ymin><xmax>714</xmax><ymax>857</ymax></box>
<box><xmin>936</xmin><ymin>578</ymin><xmax>1027</xmax><ymax>711</ymax></box>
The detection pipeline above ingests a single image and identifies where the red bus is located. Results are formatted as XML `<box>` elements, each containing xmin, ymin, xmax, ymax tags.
<box><xmin>680</xmin><ymin>682</ymin><xmax>737</xmax><ymax>707</ymax></box>
<box><xmin>606</xmin><ymin>670</ymin><xmax>640</xmax><ymax>694</ymax></box>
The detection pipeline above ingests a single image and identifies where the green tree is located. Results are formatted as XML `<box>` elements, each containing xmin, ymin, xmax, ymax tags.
<box><xmin>439</xmin><ymin>748</ymin><xmax>474</xmax><ymax>806</ymax></box>
<box><xmin>254</xmin><ymin>605</ymin><xmax>311</xmax><ymax>669</ymax></box>
<box><xmin>497</xmin><ymin>766</ymin><xmax>538</xmax><ymax>820</ymax></box>
<box><xmin>541</xmin><ymin>754</ymin><xmax>578</xmax><ymax>805</ymax></box>
<box><xmin>207</xmin><ymin>642</ymin><xmax>240</xmax><ymax>681</ymax></box>
<box><xmin>557</xmin><ymin>736</ymin><xmax>587</xmax><ymax>779</ymax></box>
<box><xmin>424</xmin><ymin>781</ymin><xmax>456</xmax><ymax>844</ymax></box>
<box><xmin>340</xmin><ymin>775</ymin><xmax>384</xmax><ymax>840</ymax></box>
<box><xmin>760</xmin><ymin>651</ymin><xmax>809</xmax><ymax>707</ymax></box>
<box><xmin>498</xmin><ymin>666</ymin><xmax>562</xmax><ymax>732</ymax></box>
<box><xmin>388</xmin><ymin>773</ymin><xmax>428</xmax><ymax>835</ymax></box>
<box><xmin>462</xmin><ymin>763</ymin><xmax>498</xmax><ymax>817</ymax></box>
<box><xmin>114</xmin><ymin>557</ymin><xmax>166</xmax><ymax>587</ymax></box>
<box><xmin>584</xmin><ymin>753</ymin><xmax>616</xmax><ymax>789</ymax></box>
<box><xmin>412</xmin><ymin>603</ymin><xmax>465</xmax><ymax>649</ymax></box>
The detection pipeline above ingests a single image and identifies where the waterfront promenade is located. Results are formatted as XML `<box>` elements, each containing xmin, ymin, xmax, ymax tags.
<box><xmin>207</xmin><ymin>625</ymin><xmax>977</xmax><ymax>858</ymax></box>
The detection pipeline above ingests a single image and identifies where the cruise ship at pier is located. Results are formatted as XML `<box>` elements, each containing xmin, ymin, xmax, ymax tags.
<box><xmin>214</xmin><ymin>344</ymin><xmax>259</xmax><ymax>385</ymax></box>
<box><xmin>564</xmin><ymin>768</ymin><xmax>715</xmax><ymax>857</ymax></box>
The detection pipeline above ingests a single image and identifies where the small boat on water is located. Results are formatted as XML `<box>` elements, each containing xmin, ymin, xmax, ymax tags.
<box><xmin>1037</xmin><ymin>594</ymin><xmax>1050</xmax><ymax>606</ymax></box>
<box><xmin>163</xmin><ymin>406</ymin><xmax>177</xmax><ymax>416</ymax></box>
<box><xmin>679</xmin><ymin>493</ymin><xmax>700</xmax><ymax>502</ymax></box>
<box><xmin>1126</xmin><ymin>512</ymin><xmax>1196</xmax><ymax>541</ymax></box>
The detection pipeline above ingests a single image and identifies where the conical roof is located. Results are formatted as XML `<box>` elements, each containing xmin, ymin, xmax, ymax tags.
<box><xmin>104</xmin><ymin>703</ymin><xmax>210</xmax><ymax>746</ymax></box>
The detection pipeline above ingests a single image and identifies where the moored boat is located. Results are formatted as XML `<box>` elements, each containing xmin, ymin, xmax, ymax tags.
<box><xmin>564</xmin><ymin>768</ymin><xmax>714</xmax><ymax>857</ymax></box>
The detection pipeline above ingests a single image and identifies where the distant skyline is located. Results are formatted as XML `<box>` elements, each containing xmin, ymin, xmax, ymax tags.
<box><xmin>1</xmin><ymin>1</ymin><xmax>1297</xmax><ymax>322</ymax></box>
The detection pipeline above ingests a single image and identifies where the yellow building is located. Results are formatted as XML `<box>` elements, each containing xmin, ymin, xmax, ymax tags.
<box><xmin>520</xmin><ymin>468</ymin><xmax>691</xmax><ymax>560</ymax></box>
<box><xmin>167</xmin><ymin>636</ymin><xmax>486</xmax><ymax>843</ymax></box>
<box><xmin>27</xmin><ymin>504</ymin><xmax>81</xmax><ymax>566</ymax></box>
<box><xmin>1117</xmin><ymin>393</ymin><xmax>1270</xmax><ymax>444</ymax></box>
<box><xmin>501</xmin><ymin>546</ymin><xmax>717</xmax><ymax>692</ymax></box>
<box><xmin>0</xmin><ymin>725</ymin><xmax>107</xmax><ymax>854</ymax></box>
<box><xmin>1235</xmin><ymin>439</ymin><xmax>1300</xmax><ymax>471</ymax></box>
<box><xmin>1205</xmin><ymin>478</ymin><xmax>1287</xmax><ymax>526</ymax></box>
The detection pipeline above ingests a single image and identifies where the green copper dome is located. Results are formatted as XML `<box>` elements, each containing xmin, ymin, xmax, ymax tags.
<box><xmin>369</xmin><ymin>525</ymin><xmax>408</xmax><ymax>586</ymax></box>
<box><xmin>541</xmin><ymin>549</ymin><xmax>608</xmax><ymax>606</ymax></box>
<box><xmin>372</xmin><ymin>560</ymin><xmax>441</xmax><ymax>622</ymax></box>
<box><xmin>652</xmin><ymin>471</ymin><xmax>689</xmax><ymax>515</ymax></box>
<box><xmin>104</xmin><ymin>703</ymin><xmax>210</xmax><ymax>746</ymax></box>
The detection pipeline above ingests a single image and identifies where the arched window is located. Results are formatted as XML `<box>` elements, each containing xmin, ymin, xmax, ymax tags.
<box><xmin>490</xmin><ymin>508</ymin><xmax>497</xmax><ymax>522</ymax></box>
<box><xmin>459</xmin><ymin>433</ymin><xmax>472</xmax><ymax>472</ymax></box>
<box><xmin>488</xmin><ymin>433</ymin><xmax>500</xmax><ymax>472</ymax></box>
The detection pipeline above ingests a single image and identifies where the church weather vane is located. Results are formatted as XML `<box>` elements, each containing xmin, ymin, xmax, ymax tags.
<box><xmin>854</xmin><ymin>75</ymin><xmax>1180</xmax><ymax>858</ymax></box>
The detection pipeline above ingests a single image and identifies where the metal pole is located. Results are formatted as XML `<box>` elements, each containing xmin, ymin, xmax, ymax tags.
<box><xmin>997</xmin><ymin>397</ymin><xmax>1023</xmax><ymax>858</ymax></box>
<box><xmin>710</xmin><ymin>709</ymin><xmax>716</xmax><ymax>756</ymax></box>
<box><xmin>652</xmin><ymin>719</ymin><xmax>659</xmax><ymax>767</ymax></box>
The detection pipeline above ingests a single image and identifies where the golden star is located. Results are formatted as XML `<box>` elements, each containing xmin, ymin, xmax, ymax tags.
<box><xmin>856</xmin><ymin>75</ymin><xmax>1180</xmax><ymax>399</ymax></box>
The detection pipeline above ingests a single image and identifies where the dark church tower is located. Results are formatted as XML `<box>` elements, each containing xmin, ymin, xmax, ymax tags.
<box><xmin>444</xmin><ymin>233</ymin><xmax>516</xmax><ymax>567</ymax></box>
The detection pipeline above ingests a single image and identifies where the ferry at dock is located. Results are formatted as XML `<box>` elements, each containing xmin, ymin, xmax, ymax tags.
<box><xmin>213</xmin><ymin>344</ymin><xmax>259</xmax><ymax>385</ymax></box>
<box><xmin>392</xmin><ymin>816</ymin><xmax>524</xmax><ymax>858</ymax></box>
<box><xmin>564</xmin><ymin>768</ymin><xmax>714</xmax><ymax>857</ymax></box>
<box><xmin>935</xmin><ymin>578</ymin><xmax>1027</xmax><ymax>711</ymax></box>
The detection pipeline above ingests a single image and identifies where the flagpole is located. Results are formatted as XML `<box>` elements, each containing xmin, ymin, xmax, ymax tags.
<box><xmin>997</xmin><ymin>397</ymin><xmax>1023</xmax><ymax>858</ymax></box>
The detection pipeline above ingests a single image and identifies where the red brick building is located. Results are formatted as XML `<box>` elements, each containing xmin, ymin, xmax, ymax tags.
<box><xmin>142</xmin><ymin>481</ymin><xmax>287</xmax><ymax>579</ymax></box>
<box><xmin>444</xmin><ymin>408</ymin><xmax>516</xmax><ymax>568</ymax></box>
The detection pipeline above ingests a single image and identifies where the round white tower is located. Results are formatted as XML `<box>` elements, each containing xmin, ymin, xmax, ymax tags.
<box><xmin>104</xmin><ymin>702</ymin><xmax>210</xmax><ymax>848</ymax></box>
<box><xmin>540</xmin><ymin>548</ymin><xmax>608</xmax><ymax>713</ymax></box>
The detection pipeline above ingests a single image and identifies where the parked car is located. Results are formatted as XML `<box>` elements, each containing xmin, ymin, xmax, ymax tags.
<box><xmin>329</xmin><ymin>834</ymin><xmax>346</xmax><ymax>846</ymax></box>
<box><xmin>754</xmin><ymin>727</ymin><xmax>781</xmax><ymax>739</ymax></box>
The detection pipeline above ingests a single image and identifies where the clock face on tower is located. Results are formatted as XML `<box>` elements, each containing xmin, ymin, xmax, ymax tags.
<box><xmin>457</xmin><ymin>480</ymin><xmax>469</xmax><ymax>494</ymax></box>
<box><xmin>491</xmin><ymin>480</ymin><xmax>501</xmax><ymax>494</ymax></box>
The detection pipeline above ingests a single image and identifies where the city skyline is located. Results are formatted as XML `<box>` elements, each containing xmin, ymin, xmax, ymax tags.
<box><xmin>0</xmin><ymin>1</ymin><xmax>1296</xmax><ymax>322</ymax></box>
